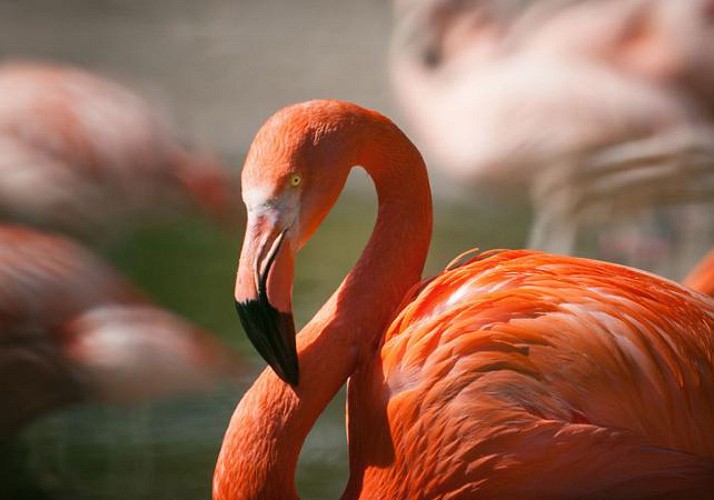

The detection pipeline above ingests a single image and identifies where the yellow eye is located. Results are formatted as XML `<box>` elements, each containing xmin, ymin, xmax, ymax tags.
<box><xmin>289</xmin><ymin>174</ymin><xmax>302</xmax><ymax>187</ymax></box>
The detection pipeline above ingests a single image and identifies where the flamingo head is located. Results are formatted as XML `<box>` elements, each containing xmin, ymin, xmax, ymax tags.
<box><xmin>234</xmin><ymin>100</ymin><xmax>356</xmax><ymax>386</ymax></box>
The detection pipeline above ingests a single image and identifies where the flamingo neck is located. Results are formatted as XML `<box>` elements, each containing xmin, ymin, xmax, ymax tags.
<box><xmin>213</xmin><ymin>109</ymin><xmax>432</xmax><ymax>499</ymax></box>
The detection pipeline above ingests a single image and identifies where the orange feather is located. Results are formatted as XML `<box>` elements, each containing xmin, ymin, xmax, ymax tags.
<box><xmin>348</xmin><ymin>250</ymin><xmax>714</xmax><ymax>497</ymax></box>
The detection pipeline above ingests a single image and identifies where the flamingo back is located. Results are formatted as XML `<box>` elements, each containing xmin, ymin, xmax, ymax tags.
<box><xmin>347</xmin><ymin>250</ymin><xmax>714</xmax><ymax>498</ymax></box>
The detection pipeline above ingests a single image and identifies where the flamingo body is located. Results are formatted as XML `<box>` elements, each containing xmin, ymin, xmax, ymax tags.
<box><xmin>391</xmin><ymin>0</ymin><xmax>708</xmax><ymax>184</ymax></box>
<box><xmin>214</xmin><ymin>100</ymin><xmax>714</xmax><ymax>499</ymax></box>
<box><xmin>0</xmin><ymin>225</ymin><xmax>238</xmax><ymax>435</ymax></box>
<box><xmin>0</xmin><ymin>61</ymin><xmax>233</xmax><ymax>234</ymax></box>
<box><xmin>347</xmin><ymin>249</ymin><xmax>714</xmax><ymax>497</ymax></box>
<box><xmin>391</xmin><ymin>0</ymin><xmax>714</xmax><ymax>277</ymax></box>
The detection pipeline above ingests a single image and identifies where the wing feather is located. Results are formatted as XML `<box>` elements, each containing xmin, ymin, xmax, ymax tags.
<box><xmin>348</xmin><ymin>250</ymin><xmax>714</xmax><ymax>497</ymax></box>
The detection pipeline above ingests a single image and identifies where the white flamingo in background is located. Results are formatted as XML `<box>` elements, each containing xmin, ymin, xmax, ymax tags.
<box><xmin>391</xmin><ymin>0</ymin><xmax>714</xmax><ymax>279</ymax></box>
<box><xmin>0</xmin><ymin>60</ymin><xmax>237</xmax><ymax>237</ymax></box>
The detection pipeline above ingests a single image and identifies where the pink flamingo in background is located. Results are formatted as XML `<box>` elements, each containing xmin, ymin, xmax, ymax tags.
<box><xmin>391</xmin><ymin>0</ymin><xmax>714</xmax><ymax>279</ymax></box>
<box><xmin>0</xmin><ymin>61</ymin><xmax>236</xmax><ymax>236</ymax></box>
<box><xmin>213</xmin><ymin>101</ymin><xmax>714</xmax><ymax>498</ymax></box>
<box><xmin>0</xmin><ymin>224</ymin><xmax>239</xmax><ymax>435</ymax></box>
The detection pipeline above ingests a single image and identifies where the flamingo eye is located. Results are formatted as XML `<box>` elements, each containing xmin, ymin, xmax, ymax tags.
<box><xmin>289</xmin><ymin>174</ymin><xmax>302</xmax><ymax>187</ymax></box>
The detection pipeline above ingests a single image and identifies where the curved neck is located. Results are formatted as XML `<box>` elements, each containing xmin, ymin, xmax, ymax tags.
<box><xmin>213</xmin><ymin>110</ymin><xmax>432</xmax><ymax>499</ymax></box>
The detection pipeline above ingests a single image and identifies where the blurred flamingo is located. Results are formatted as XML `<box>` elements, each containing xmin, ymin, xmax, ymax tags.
<box><xmin>0</xmin><ymin>60</ymin><xmax>237</xmax><ymax>237</ymax></box>
<box><xmin>391</xmin><ymin>0</ymin><xmax>714</xmax><ymax>279</ymax></box>
<box><xmin>684</xmin><ymin>246</ymin><xmax>714</xmax><ymax>296</ymax></box>
<box><xmin>213</xmin><ymin>101</ymin><xmax>714</xmax><ymax>498</ymax></box>
<box><xmin>0</xmin><ymin>224</ymin><xmax>239</xmax><ymax>436</ymax></box>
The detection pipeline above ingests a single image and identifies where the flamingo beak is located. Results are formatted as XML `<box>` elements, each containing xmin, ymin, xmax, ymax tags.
<box><xmin>234</xmin><ymin>213</ymin><xmax>299</xmax><ymax>386</ymax></box>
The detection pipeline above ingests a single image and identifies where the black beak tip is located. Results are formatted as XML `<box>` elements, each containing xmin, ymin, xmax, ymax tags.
<box><xmin>263</xmin><ymin>354</ymin><xmax>299</xmax><ymax>387</ymax></box>
<box><xmin>235</xmin><ymin>298</ymin><xmax>299</xmax><ymax>387</ymax></box>
<box><xmin>282</xmin><ymin>365</ymin><xmax>299</xmax><ymax>387</ymax></box>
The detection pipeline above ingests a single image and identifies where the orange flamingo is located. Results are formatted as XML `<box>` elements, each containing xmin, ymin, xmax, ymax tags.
<box><xmin>0</xmin><ymin>61</ymin><xmax>235</xmax><ymax>235</ymax></box>
<box><xmin>0</xmin><ymin>224</ymin><xmax>239</xmax><ymax>435</ymax></box>
<box><xmin>214</xmin><ymin>100</ymin><xmax>714</xmax><ymax>498</ymax></box>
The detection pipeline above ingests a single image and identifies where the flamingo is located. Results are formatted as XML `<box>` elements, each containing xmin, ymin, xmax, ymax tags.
<box><xmin>390</xmin><ymin>0</ymin><xmax>714</xmax><ymax>279</ymax></box>
<box><xmin>0</xmin><ymin>60</ymin><xmax>236</xmax><ymax>236</ymax></box>
<box><xmin>0</xmin><ymin>224</ymin><xmax>239</xmax><ymax>435</ymax></box>
<box><xmin>213</xmin><ymin>100</ymin><xmax>714</xmax><ymax>498</ymax></box>
<box><xmin>684</xmin><ymin>247</ymin><xmax>714</xmax><ymax>297</ymax></box>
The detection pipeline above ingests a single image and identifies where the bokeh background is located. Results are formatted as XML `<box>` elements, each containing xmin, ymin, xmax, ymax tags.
<box><xmin>0</xmin><ymin>1</ymin><xmax>528</xmax><ymax>499</ymax></box>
